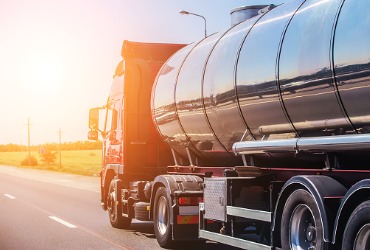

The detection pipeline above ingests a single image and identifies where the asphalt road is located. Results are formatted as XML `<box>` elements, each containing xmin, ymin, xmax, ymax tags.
<box><xmin>0</xmin><ymin>166</ymin><xmax>237</xmax><ymax>250</ymax></box>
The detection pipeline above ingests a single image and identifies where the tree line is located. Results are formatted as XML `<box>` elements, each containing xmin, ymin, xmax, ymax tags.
<box><xmin>0</xmin><ymin>141</ymin><xmax>102</xmax><ymax>152</ymax></box>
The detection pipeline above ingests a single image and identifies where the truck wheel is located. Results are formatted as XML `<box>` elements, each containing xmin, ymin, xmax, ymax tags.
<box><xmin>342</xmin><ymin>200</ymin><xmax>370</xmax><ymax>250</ymax></box>
<box><xmin>281</xmin><ymin>189</ymin><xmax>327</xmax><ymax>250</ymax></box>
<box><xmin>153</xmin><ymin>187</ymin><xmax>174</xmax><ymax>248</ymax></box>
<box><xmin>107</xmin><ymin>180</ymin><xmax>131</xmax><ymax>229</ymax></box>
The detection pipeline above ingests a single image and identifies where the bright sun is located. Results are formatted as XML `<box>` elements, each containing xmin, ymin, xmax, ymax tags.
<box><xmin>34</xmin><ymin>61</ymin><xmax>58</xmax><ymax>89</ymax></box>
<box><xmin>23</xmin><ymin>54</ymin><xmax>62</xmax><ymax>97</ymax></box>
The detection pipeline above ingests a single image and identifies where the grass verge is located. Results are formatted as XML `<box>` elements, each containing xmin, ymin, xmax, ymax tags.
<box><xmin>0</xmin><ymin>150</ymin><xmax>101</xmax><ymax>176</ymax></box>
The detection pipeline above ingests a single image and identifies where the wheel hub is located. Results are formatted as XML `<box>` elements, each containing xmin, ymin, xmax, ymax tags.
<box><xmin>107</xmin><ymin>186</ymin><xmax>116</xmax><ymax>219</ymax></box>
<box><xmin>107</xmin><ymin>193</ymin><xmax>114</xmax><ymax>213</ymax></box>
<box><xmin>290</xmin><ymin>204</ymin><xmax>317</xmax><ymax>250</ymax></box>
<box><xmin>306</xmin><ymin>225</ymin><xmax>316</xmax><ymax>242</ymax></box>
<box><xmin>157</xmin><ymin>196</ymin><xmax>168</xmax><ymax>236</ymax></box>
<box><xmin>354</xmin><ymin>223</ymin><xmax>370</xmax><ymax>250</ymax></box>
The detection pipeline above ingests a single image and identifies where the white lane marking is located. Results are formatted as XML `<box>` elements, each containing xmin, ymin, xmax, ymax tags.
<box><xmin>2</xmin><ymin>190</ymin><xmax>127</xmax><ymax>249</ymax></box>
<box><xmin>49</xmin><ymin>216</ymin><xmax>77</xmax><ymax>228</ymax></box>
<box><xmin>4</xmin><ymin>194</ymin><xmax>15</xmax><ymax>199</ymax></box>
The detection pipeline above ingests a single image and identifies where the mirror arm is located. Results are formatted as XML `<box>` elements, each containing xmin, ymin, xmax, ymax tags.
<box><xmin>101</xmin><ymin>129</ymin><xmax>109</xmax><ymax>138</ymax></box>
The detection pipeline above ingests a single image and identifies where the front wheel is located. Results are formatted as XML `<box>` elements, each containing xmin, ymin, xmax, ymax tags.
<box><xmin>342</xmin><ymin>200</ymin><xmax>370</xmax><ymax>250</ymax></box>
<box><xmin>281</xmin><ymin>189</ymin><xmax>328</xmax><ymax>250</ymax></box>
<box><xmin>153</xmin><ymin>187</ymin><xmax>174</xmax><ymax>248</ymax></box>
<box><xmin>107</xmin><ymin>180</ymin><xmax>131</xmax><ymax>229</ymax></box>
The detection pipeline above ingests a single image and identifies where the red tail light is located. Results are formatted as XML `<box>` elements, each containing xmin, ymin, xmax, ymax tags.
<box><xmin>178</xmin><ymin>196</ymin><xmax>203</xmax><ymax>206</ymax></box>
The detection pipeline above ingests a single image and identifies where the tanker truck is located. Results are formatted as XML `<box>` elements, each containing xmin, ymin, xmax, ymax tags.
<box><xmin>88</xmin><ymin>0</ymin><xmax>370</xmax><ymax>249</ymax></box>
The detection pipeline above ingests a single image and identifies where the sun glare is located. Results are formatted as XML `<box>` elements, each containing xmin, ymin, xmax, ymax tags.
<box><xmin>34</xmin><ymin>61</ymin><xmax>59</xmax><ymax>91</ymax></box>
<box><xmin>22</xmin><ymin>54</ymin><xmax>62</xmax><ymax>98</ymax></box>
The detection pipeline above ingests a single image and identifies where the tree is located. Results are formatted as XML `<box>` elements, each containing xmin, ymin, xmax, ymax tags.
<box><xmin>39</xmin><ymin>147</ymin><xmax>57</xmax><ymax>165</ymax></box>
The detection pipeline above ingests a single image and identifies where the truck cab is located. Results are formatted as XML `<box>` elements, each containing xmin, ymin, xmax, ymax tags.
<box><xmin>89</xmin><ymin>61</ymin><xmax>125</xmax><ymax>209</ymax></box>
<box><xmin>89</xmin><ymin>41</ymin><xmax>204</xmax><ymax>246</ymax></box>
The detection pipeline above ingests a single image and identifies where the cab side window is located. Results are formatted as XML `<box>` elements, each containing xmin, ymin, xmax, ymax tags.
<box><xmin>105</xmin><ymin>99</ymin><xmax>121</xmax><ymax>144</ymax></box>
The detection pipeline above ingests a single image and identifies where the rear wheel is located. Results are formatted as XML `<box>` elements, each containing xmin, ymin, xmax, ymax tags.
<box><xmin>342</xmin><ymin>200</ymin><xmax>370</xmax><ymax>250</ymax></box>
<box><xmin>107</xmin><ymin>180</ymin><xmax>131</xmax><ymax>229</ymax></box>
<box><xmin>281</xmin><ymin>189</ymin><xmax>327</xmax><ymax>250</ymax></box>
<box><xmin>153</xmin><ymin>187</ymin><xmax>174</xmax><ymax>248</ymax></box>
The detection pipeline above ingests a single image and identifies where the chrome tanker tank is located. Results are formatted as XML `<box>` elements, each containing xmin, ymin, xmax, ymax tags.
<box><xmin>151</xmin><ymin>0</ymin><xmax>370</xmax><ymax>167</ymax></box>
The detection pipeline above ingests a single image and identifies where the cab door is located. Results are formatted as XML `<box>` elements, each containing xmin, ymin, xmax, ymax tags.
<box><xmin>104</xmin><ymin>98</ymin><xmax>123</xmax><ymax>165</ymax></box>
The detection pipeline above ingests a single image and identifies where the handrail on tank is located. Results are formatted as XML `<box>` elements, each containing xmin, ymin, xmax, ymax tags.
<box><xmin>233</xmin><ymin>134</ymin><xmax>370</xmax><ymax>155</ymax></box>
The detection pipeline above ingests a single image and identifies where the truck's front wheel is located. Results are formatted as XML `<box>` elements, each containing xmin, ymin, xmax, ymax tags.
<box><xmin>107</xmin><ymin>179</ymin><xmax>131</xmax><ymax>229</ymax></box>
<box><xmin>153</xmin><ymin>187</ymin><xmax>174</xmax><ymax>248</ymax></box>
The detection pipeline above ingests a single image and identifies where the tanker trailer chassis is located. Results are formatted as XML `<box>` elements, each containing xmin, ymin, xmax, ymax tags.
<box><xmin>197</xmin><ymin>134</ymin><xmax>370</xmax><ymax>250</ymax></box>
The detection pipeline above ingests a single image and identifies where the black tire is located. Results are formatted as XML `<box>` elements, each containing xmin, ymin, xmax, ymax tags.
<box><xmin>153</xmin><ymin>187</ymin><xmax>174</xmax><ymax>248</ymax></box>
<box><xmin>281</xmin><ymin>189</ymin><xmax>327</xmax><ymax>250</ymax></box>
<box><xmin>342</xmin><ymin>200</ymin><xmax>370</xmax><ymax>250</ymax></box>
<box><xmin>107</xmin><ymin>180</ymin><xmax>131</xmax><ymax>229</ymax></box>
<box><xmin>135</xmin><ymin>202</ymin><xmax>150</xmax><ymax>221</ymax></box>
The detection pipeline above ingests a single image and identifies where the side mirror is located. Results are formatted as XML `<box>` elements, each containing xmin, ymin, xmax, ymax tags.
<box><xmin>88</xmin><ymin>130</ymin><xmax>98</xmax><ymax>141</ymax></box>
<box><xmin>89</xmin><ymin>108</ymin><xmax>100</xmax><ymax>130</ymax></box>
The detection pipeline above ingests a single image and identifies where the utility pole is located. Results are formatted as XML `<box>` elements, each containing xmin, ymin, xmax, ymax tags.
<box><xmin>59</xmin><ymin>128</ymin><xmax>62</xmax><ymax>167</ymax></box>
<box><xmin>27</xmin><ymin>117</ymin><xmax>31</xmax><ymax>166</ymax></box>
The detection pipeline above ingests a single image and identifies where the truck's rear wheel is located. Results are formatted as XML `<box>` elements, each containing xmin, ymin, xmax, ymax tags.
<box><xmin>107</xmin><ymin>180</ymin><xmax>131</xmax><ymax>229</ymax></box>
<box><xmin>342</xmin><ymin>200</ymin><xmax>370</xmax><ymax>250</ymax></box>
<box><xmin>153</xmin><ymin>187</ymin><xmax>174</xmax><ymax>248</ymax></box>
<box><xmin>281</xmin><ymin>189</ymin><xmax>327</xmax><ymax>250</ymax></box>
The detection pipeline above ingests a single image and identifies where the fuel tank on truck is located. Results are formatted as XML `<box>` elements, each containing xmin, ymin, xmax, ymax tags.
<box><xmin>151</xmin><ymin>0</ymin><xmax>370</xmax><ymax>168</ymax></box>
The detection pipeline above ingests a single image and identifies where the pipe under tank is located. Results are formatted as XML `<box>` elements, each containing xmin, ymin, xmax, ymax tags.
<box><xmin>151</xmin><ymin>0</ymin><xmax>370</xmax><ymax>167</ymax></box>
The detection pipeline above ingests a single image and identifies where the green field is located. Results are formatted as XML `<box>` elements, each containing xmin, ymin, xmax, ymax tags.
<box><xmin>0</xmin><ymin>150</ymin><xmax>102</xmax><ymax>176</ymax></box>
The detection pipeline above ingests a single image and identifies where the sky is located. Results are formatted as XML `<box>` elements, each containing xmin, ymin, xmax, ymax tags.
<box><xmin>0</xmin><ymin>0</ymin><xmax>283</xmax><ymax>145</ymax></box>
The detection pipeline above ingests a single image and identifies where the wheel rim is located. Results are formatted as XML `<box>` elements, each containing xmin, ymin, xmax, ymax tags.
<box><xmin>354</xmin><ymin>223</ymin><xmax>370</xmax><ymax>250</ymax></box>
<box><xmin>289</xmin><ymin>204</ymin><xmax>317</xmax><ymax>250</ymax></box>
<box><xmin>156</xmin><ymin>196</ymin><xmax>168</xmax><ymax>236</ymax></box>
<box><xmin>107</xmin><ymin>185</ymin><xmax>116</xmax><ymax>220</ymax></box>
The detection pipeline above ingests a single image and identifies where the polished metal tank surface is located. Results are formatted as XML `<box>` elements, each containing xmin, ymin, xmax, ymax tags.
<box><xmin>152</xmin><ymin>0</ymin><xmax>370</xmax><ymax>167</ymax></box>
<box><xmin>176</xmin><ymin>33</ymin><xmax>228</xmax><ymax>157</ymax></box>
<box><xmin>152</xmin><ymin>44</ymin><xmax>197</xmax><ymax>152</ymax></box>
<box><xmin>278</xmin><ymin>0</ymin><xmax>351</xmax><ymax>137</ymax></box>
<box><xmin>334</xmin><ymin>1</ymin><xmax>370</xmax><ymax>133</ymax></box>
<box><xmin>236</xmin><ymin>0</ymin><xmax>305</xmax><ymax>140</ymax></box>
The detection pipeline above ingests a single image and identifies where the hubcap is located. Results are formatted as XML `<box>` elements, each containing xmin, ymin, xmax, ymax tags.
<box><xmin>157</xmin><ymin>196</ymin><xmax>168</xmax><ymax>236</ymax></box>
<box><xmin>290</xmin><ymin>204</ymin><xmax>317</xmax><ymax>250</ymax></box>
<box><xmin>354</xmin><ymin>224</ymin><xmax>370</xmax><ymax>250</ymax></box>
<box><xmin>306</xmin><ymin>226</ymin><xmax>316</xmax><ymax>242</ymax></box>
<box><xmin>107</xmin><ymin>186</ymin><xmax>116</xmax><ymax>219</ymax></box>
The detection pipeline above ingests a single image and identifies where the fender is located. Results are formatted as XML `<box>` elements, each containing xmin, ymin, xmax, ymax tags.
<box><xmin>102</xmin><ymin>164</ymin><xmax>124</xmax><ymax>179</ymax></box>
<box><xmin>272</xmin><ymin>175</ymin><xmax>347</xmax><ymax>246</ymax></box>
<box><xmin>332</xmin><ymin>179</ymin><xmax>370</xmax><ymax>245</ymax></box>
<box><xmin>101</xmin><ymin>164</ymin><xmax>123</xmax><ymax>210</ymax></box>
<box><xmin>149</xmin><ymin>175</ymin><xmax>203</xmax><ymax>222</ymax></box>
<box><xmin>101</xmin><ymin>163</ymin><xmax>123</xmax><ymax>189</ymax></box>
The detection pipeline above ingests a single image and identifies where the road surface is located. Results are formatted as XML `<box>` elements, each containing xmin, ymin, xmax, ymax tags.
<box><xmin>0</xmin><ymin>165</ymin><xmax>237</xmax><ymax>250</ymax></box>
